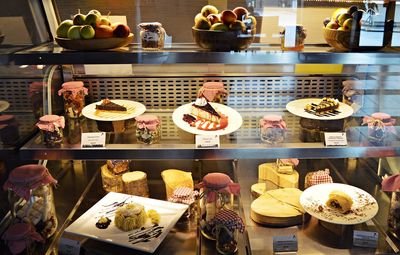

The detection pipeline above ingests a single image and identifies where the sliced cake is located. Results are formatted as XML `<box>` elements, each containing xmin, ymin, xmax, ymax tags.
<box><xmin>305</xmin><ymin>97</ymin><xmax>339</xmax><ymax>113</ymax></box>
<box><xmin>96</xmin><ymin>99</ymin><xmax>127</xmax><ymax>111</ymax></box>
<box><xmin>190</xmin><ymin>97</ymin><xmax>221</xmax><ymax>123</ymax></box>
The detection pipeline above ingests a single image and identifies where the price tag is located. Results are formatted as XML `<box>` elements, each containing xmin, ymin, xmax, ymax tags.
<box><xmin>353</xmin><ymin>230</ymin><xmax>378</xmax><ymax>248</ymax></box>
<box><xmin>273</xmin><ymin>235</ymin><xmax>298</xmax><ymax>253</ymax></box>
<box><xmin>81</xmin><ymin>132</ymin><xmax>106</xmax><ymax>148</ymax></box>
<box><xmin>195</xmin><ymin>134</ymin><xmax>220</xmax><ymax>148</ymax></box>
<box><xmin>58</xmin><ymin>236</ymin><xmax>81</xmax><ymax>255</ymax></box>
<box><xmin>324</xmin><ymin>132</ymin><xmax>347</xmax><ymax>146</ymax></box>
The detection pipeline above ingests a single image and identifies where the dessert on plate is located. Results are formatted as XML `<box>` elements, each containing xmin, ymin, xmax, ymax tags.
<box><xmin>114</xmin><ymin>203</ymin><xmax>148</xmax><ymax>231</ymax></box>
<box><xmin>96</xmin><ymin>98</ymin><xmax>127</xmax><ymax>112</ymax></box>
<box><xmin>183</xmin><ymin>97</ymin><xmax>228</xmax><ymax>131</ymax></box>
<box><xmin>305</xmin><ymin>97</ymin><xmax>339</xmax><ymax>114</ymax></box>
<box><xmin>325</xmin><ymin>190</ymin><xmax>353</xmax><ymax>213</ymax></box>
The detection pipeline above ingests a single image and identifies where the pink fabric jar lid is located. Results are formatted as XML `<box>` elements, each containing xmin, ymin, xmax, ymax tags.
<box><xmin>197</xmin><ymin>173</ymin><xmax>240</xmax><ymax>202</ymax></box>
<box><xmin>371</xmin><ymin>112</ymin><xmax>391</xmax><ymax>120</ymax></box>
<box><xmin>198</xmin><ymin>82</ymin><xmax>228</xmax><ymax>102</ymax></box>
<box><xmin>2</xmin><ymin>223</ymin><xmax>43</xmax><ymax>254</ymax></box>
<box><xmin>203</xmin><ymin>82</ymin><xmax>224</xmax><ymax>89</ymax></box>
<box><xmin>0</xmin><ymin>115</ymin><xmax>16</xmax><ymax>124</ymax></box>
<box><xmin>58</xmin><ymin>81</ymin><xmax>88</xmax><ymax>96</ymax></box>
<box><xmin>280</xmin><ymin>158</ymin><xmax>299</xmax><ymax>166</ymax></box>
<box><xmin>260</xmin><ymin>115</ymin><xmax>286</xmax><ymax>129</ymax></box>
<box><xmin>135</xmin><ymin>114</ymin><xmax>160</xmax><ymax>131</ymax></box>
<box><xmin>261</xmin><ymin>115</ymin><xmax>283</xmax><ymax>122</ymax></box>
<box><xmin>202</xmin><ymin>173</ymin><xmax>232</xmax><ymax>189</ymax></box>
<box><xmin>3</xmin><ymin>164</ymin><xmax>57</xmax><ymax>200</ymax></box>
<box><xmin>36</xmin><ymin>115</ymin><xmax>65</xmax><ymax>132</ymax></box>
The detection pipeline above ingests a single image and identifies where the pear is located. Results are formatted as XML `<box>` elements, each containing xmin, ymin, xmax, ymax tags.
<box><xmin>88</xmin><ymin>9</ymin><xmax>102</xmax><ymax>16</ymax></box>
<box><xmin>56</xmin><ymin>19</ymin><xmax>73</xmax><ymax>38</ymax></box>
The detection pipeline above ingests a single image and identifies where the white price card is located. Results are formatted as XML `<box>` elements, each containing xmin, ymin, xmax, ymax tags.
<box><xmin>353</xmin><ymin>230</ymin><xmax>378</xmax><ymax>248</ymax></box>
<box><xmin>58</xmin><ymin>236</ymin><xmax>81</xmax><ymax>255</ymax></box>
<box><xmin>195</xmin><ymin>134</ymin><xmax>220</xmax><ymax>148</ymax></box>
<box><xmin>81</xmin><ymin>132</ymin><xmax>106</xmax><ymax>148</ymax></box>
<box><xmin>273</xmin><ymin>235</ymin><xmax>298</xmax><ymax>253</ymax></box>
<box><xmin>324</xmin><ymin>132</ymin><xmax>347</xmax><ymax>146</ymax></box>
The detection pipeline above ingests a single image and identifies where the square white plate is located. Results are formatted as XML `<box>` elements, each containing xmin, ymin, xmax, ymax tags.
<box><xmin>65</xmin><ymin>192</ymin><xmax>188</xmax><ymax>253</ymax></box>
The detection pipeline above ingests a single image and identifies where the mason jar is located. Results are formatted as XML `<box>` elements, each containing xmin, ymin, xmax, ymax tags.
<box><xmin>58</xmin><ymin>81</ymin><xmax>88</xmax><ymax>118</ymax></box>
<box><xmin>362</xmin><ymin>112</ymin><xmax>396</xmax><ymax>146</ymax></box>
<box><xmin>36</xmin><ymin>115</ymin><xmax>65</xmax><ymax>146</ymax></box>
<box><xmin>3</xmin><ymin>164</ymin><xmax>58</xmax><ymax>239</ymax></box>
<box><xmin>135</xmin><ymin>114</ymin><xmax>161</xmax><ymax>144</ymax></box>
<box><xmin>138</xmin><ymin>22</ymin><xmax>165</xmax><ymax>50</ymax></box>
<box><xmin>198</xmin><ymin>173</ymin><xmax>240</xmax><ymax>240</ymax></box>
<box><xmin>197</xmin><ymin>82</ymin><xmax>228</xmax><ymax>104</ymax></box>
<box><xmin>2</xmin><ymin>222</ymin><xmax>44</xmax><ymax>255</ymax></box>
<box><xmin>259</xmin><ymin>115</ymin><xmax>286</xmax><ymax>144</ymax></box>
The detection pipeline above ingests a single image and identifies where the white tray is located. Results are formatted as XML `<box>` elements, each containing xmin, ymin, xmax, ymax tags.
<box><xmin>65</xmin><ymin>192</ymin><xmax>188</xmax><ymax>253</ymax></box>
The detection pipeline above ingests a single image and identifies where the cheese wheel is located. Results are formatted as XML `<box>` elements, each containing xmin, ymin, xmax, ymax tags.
<box><xmin>122</xmin><ymin>171</ymin><xmax>149</xmax><ymax>197</ymax></box>
<box><xmin>250</xmin><ymin>188</ymin><xmax>308</xmax><ymax>227</ymax></box>
<box><xmin>251</xmin><ymin>183</ymin><xmax>266</xmax><ymax>198</ymax></box>
<box><xmin>101</xmin><ymin>164</ymin><xmax>123</xmax><ymax>193</ymax></box>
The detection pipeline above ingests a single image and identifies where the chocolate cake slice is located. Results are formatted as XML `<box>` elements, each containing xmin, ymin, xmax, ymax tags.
<box><xmin>96</xmin><ymin>99</ymin><xmax>127</xmax><ymax>111</ymax></box>
<box><xmin>305</xmin><ymin>97</ymin><xmax>339</xmax><ymax>113</ymax></box>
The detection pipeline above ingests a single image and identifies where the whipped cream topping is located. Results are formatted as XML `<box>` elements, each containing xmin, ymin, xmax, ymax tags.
<box><xmin>194</xmin><ymin>97</ymin><xmax>208</xmax><ymax>106</ymax></box>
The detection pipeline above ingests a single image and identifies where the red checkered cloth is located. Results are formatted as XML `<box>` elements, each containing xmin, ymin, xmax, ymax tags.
<box><xmin>209</xmin><ymin>209</ymin><xmax>245</xmax><ymax>233</ymax></box>
<box><xmin>309</xmin><ymin>169</ymin><xmax>333</xmax><ymax>186</ymax></box>
<box><xmin>168</xmin><ymin>187</ymin><xmax>198</xmax><ymax>205</ymax></box>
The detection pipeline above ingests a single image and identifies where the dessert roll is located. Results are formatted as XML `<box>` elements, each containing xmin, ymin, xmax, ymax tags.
<box><xmin>326</xmin><ymin>190</ymin><xmax>353</xmax><ymax>213</ymax></box>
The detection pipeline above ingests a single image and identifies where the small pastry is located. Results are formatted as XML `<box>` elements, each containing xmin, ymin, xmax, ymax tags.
<box><xmin>326</xmin><ymin>190</ymin><xmax>353</xmax><ymax>213</ymax></box>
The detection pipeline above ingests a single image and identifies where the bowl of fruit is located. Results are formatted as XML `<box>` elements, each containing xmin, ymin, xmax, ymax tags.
<box><xmin>322</xmin><ymin>5</ymin><xmax>388</xmax><ymax>51</ymax></box>
<box><xmin>192</xmin><ymin>5</ymin><xmax>256</xmax><ymax>51</ymax></box>
<box><xmin>55</xmin><ymin>10</ymin><xmax>133</xmax><ymax>51</ymax></box>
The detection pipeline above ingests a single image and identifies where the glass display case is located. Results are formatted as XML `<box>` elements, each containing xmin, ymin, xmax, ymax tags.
<box><xmin>0</xmin><ymin>0</ymin><xmax>400</xmax><ymax>254</ymax></box>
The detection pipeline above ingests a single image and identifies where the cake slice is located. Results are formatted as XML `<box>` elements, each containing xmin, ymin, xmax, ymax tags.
<box><xmin>96</xmin><ymin>99</ymin><xmax>127</xmax><ymax>111</ymax></box>
<box><xmin>305</xmin><ymin>97</ymin><xmax>339</xmax><ymax>113</ymax></box>
<box><xmin>191</xmin><ymin>97</ymin><xmax>221</xmax><ymax>123</ymax></box>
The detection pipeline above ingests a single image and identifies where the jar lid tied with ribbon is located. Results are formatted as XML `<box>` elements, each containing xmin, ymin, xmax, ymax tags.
<box><xmin>197</xmin><ymin>172</ymin><xmax>240</xmax><ymax>203</ymax></box>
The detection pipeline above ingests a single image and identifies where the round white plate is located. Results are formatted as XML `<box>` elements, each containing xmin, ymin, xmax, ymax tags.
<box><xmin>172</xmin><ymin>102</ymin><xmax>243</xmax><ymax>136</ymax></box>
<box><xmin>286</xmin><ymin>98</ymin><xmax>353</xmax><ymax>120</ymax></box>
<box><xmin>0</xmin><ymin>100</ymin><xmax>10</xmax><ymax>112</ymax></box>
<box><xmin>82</xmin><ymin>99</ymin><xmax>146</xmax><ymax>121</ymax></box>
<box><xmin>300</xmin><ymin>183</ymin><xmax>378</xmax><ymax>225</ymax></box>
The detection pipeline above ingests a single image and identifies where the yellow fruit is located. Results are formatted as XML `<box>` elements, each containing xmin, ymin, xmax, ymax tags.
<box><xmin>331</xmin><ymin>8</ymin><xmax>348</xmax><ymax>21</ymax></box>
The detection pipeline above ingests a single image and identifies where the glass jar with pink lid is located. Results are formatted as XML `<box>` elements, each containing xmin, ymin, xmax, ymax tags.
<box><xmin>362</xmin><ymin>112</ymin><xmax>396</xmax><ymax>146</ymax></box>
<box><xmin>58</xmin><ymin>81</ymin><xmax>88</xmax><ymax>118</ymax></box>
<box><xmin>259</xmin><ymin>114</ymin><xmax>287</xmax><ymax>144</ymax></box>
<box><xmin>197</xmin><ymin>82</ymin><xmax>228</xmax><ymax>104</ymax></box>
<box><xmin>2</xmin><ymin>222</ymin><xmax>43</xmax><ymax>254</ymax></box>
<box><xmin>3</xmin><ymin>164</ymin><xmax>58</xmax><ymax>239</ymax></box>
<box><xmin>135</xmin><ymin>114</ymin><xmax>161</xmax><ymax>144</ymax></box>
<box><xmin>36</xmin><ymin>115</ymin><xmax>65</xmax><ymax>146</ymax></box>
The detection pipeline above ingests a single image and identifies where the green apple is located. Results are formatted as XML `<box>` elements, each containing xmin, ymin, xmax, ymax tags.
<box><xmin>337</xmin><ymin>13</ymin><xmax>352</xmax><ymax>27</ymax></box>
<box><xmin>84</xmin><ymin>13</ymin><xmax>100</xmax><ymax>28</ymax></box>
<box><xmin>229</xmin><ymin>20</ymin><xmax>246</xmax><ymax>32</ymax></box>
<box><xmin>88</xmin><ymin>9</ymin><xmax>102</xmax><ymax>16</ymax></box>
<box><xmin>67</xmin><ymin>25</ymin><xmax>82</xmax><ymax>39</ymax></box>
<box><xmin>80</xmin><ymin>25</ymin><xmax>95</xmax><ymax>39</ymax></box>
<box><xmin>98</xmin><ymin>17</ymin><xmax>111</xmax><ymax>26</ymax></box>
<box><xmin>210</xmin><ymin>23</ymin><xmax>229</xmax><ymax>31</ymax></box>
<box><xmin>194</xmin><ymin>16</ymin><xmax>211</xmax><ymax>30</ymax></box>
<box><xmin>201</xmin><ymin>5</ymin><xmax>218</xmax><ymax>17</ymax></box>
<box><xmin>73</xmin><ymin>13</ymin><xmax>86</xmax><ymax>25</ymax></box>
<box><xmin>342</xmin><ymin>18</ymin><xmax>353</xmax><ymax>31</ymax></box>
<box><xmin>56</xmin><ymin>19</ymin><xmax>73</xmax><ymax>38</ymax></box>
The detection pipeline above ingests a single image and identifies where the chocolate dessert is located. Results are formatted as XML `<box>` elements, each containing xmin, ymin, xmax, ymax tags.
<box><xmin>305</xmin><ymin>97</ymin><xmax>339</xmax><ymax>113</ymax></box>
<box><xmin>96</xmin><ymin>99</ymin><xmax>127</xmax><ymax>112</ymax></box>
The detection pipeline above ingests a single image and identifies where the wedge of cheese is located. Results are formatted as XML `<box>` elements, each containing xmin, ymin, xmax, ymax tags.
<box><xmin>258</xmin><ymin>163</ymin><xmax>299</xmax><ymax>189</ymax></box>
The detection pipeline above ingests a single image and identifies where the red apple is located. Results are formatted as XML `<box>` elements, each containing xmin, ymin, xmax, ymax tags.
<box><xmin>220</xmin><ymin>10</ymin><xmax>237</xmax><ymax>25</ymax></box>
<box><xmin>207</xmin><ymin>14</ymin><xmax>221</xmax><ymax>25</ymax></box>
<box><xmin>233</xmin><ymin>7</ymin><xmax>248</xmax><ymax>21</ymax></box>
<box><xmin>326</xmin><ymin>21</ymin><xmax>339</xmax><ymax>30</ymax></box>
<box><xmin>113</xmin><ymin>24</ymin><xmax>130</xmax><ymax>37</ymax></box>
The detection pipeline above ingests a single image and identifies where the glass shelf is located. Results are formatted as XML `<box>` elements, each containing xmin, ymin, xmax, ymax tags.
<box><xmin>10</xmin><ymin>43</ymin><xmax>400</xmax><ymax>65</ymax></box>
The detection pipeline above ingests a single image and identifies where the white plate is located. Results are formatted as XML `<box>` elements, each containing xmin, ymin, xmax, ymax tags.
<box><xmin>172</xmin><ymin>102</ymin><xmax>243</xmax><ymax>135</ymax></box>
<box><xmin>0</xmin><ymin>100</ymin><xmax>10</xmax><ymax>112</ymax></box>
<box><xmin>82</xmin><ymin>99</ymin><xmax>146</xmax><ymax>121</ymax></box>
<box><xmin>65</xmin><ymin>192</ymin><xmax>188</xmax><ymax>253</ymax></box>
<box><xmin>300</xmin><ymin>183</ymin><xmax>378</xmax><ymax>225</ymax></box>
<box><xmin>286</xmin><ymin>98</ymin><xmax>353</xmax><ymax>120</ymax></box>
